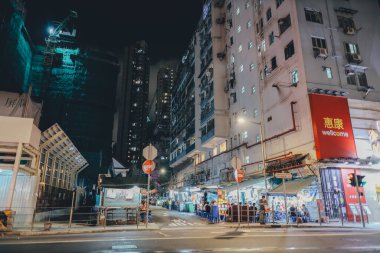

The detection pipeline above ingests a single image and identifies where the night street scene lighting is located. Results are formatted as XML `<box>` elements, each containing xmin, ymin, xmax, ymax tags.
<box><xmin>0</xmin><ymin>0</ymin><xmax>380</xmax><ymax>252</ymax></box>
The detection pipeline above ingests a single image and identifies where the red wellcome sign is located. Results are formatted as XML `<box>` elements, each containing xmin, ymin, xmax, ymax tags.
<box><xmin>309</xmin><ymin>94</ymin><xmax>357</xmax><ymax>159</ymax></box>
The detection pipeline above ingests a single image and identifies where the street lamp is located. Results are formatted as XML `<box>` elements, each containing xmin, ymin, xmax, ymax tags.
<box><xmin>160</xmin><ymin>167</ymin><xmax>166</xmax><ymax>175</ymax></box>
<box><xmin>237</xmin><ymin>116</ymin><xmax>268</xmax><ymax>191</ymax></box>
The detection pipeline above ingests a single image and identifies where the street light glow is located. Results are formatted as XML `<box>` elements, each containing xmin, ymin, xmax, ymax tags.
<box><xmin>48</xmin><ymin>26</ymin><xmax>54</xmax><ymax>34</ymax></box>
<box><xmin>237</xmin><ymin>117</ymin><xmax>246</xmax><ymax>124</ymax></box>
<box><xmin>160</xmin><ymin>168</ymin><xmax>166</xmax><ymax>174</ymax></box>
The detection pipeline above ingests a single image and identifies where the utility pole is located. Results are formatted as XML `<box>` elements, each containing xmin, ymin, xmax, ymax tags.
<box><xmin>354</xmin><ymin>169</ymin><xmax>365</xmax><ymax>228</ymax></box>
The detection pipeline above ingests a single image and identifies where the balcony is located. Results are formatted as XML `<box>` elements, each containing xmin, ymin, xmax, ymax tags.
<box><xmin>201</xmin><ymin>129</ymin><xmax>215</xmax><ymax>144</ymax></box>
<box><xmin>186</xmin><ymin>143</ymin><xmax>195</xmax><ymax>154</ymax></box>
<box><xmin>201</xmin><ymin>106</ymin><xmax>214</xmax><ymax>123</ymax></box>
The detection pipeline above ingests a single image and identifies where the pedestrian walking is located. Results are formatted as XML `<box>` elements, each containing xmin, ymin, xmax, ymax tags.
<box><xmin>259</xmin><ymin>195</ymin><xmax>267</xmax><ymax>224</ymax></box>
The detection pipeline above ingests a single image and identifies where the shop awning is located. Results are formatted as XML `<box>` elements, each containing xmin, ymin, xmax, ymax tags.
<box><xmin>268</xmin><ymin>177</ymin><xmax>315</xmax><ymax>197</ymax></box>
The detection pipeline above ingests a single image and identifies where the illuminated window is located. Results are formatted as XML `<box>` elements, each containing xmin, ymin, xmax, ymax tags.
<box><xmin>241</xmin><ymin>86</ymin><xmax>246</xmax><ymax>93</ymax></box>
<box><xmin>254</xmin><ymin>109</ymin><xmax>258</xmax><ymax>118</ymax></box>
<box><xmin>250</xmin><ymin>63</ymin><xmax>255</xmax><ymax>71</ymax></box>
<box><xmin>237</xmin><ymin>25</ymin><xmax>241</xmax><ymax>33</ymax></box>
<box><xmin>245</xmin><ymin>1</ymin><xmax>250</xmax><ymax>9</ymax></box>
<box><xmin>291</xmin><ymin>69</ymin><xmax>299</xmax><ymax>85</ymax></box>
<box><xmin>238</xmin><ymin>44</ymin><xmax>243</xmax><ymax>52</ymax></box>
<box><xmin>245</xmin><ymin>156</ymin><xmax>250</xmax><ymax>164</ymax></box>
<box><xmin>256</xmin><ymin>134</ymin><xmax>261</xmax><ymax>143</ymax></box>
<box><xmin>323</xmin><ymin>66</ymin><xmax>333</xmax><ymax>79</ymax></box>
<box><xmin>213</xmin><ymin>146</ymin><xmax>218</xmax><ymax>156</ymax></box>
<box><xmin>248</xmin><ymin>41</ymin><xmax>253</xmax><ymax>49</ymax></box>
<box><xmin>261</xmin><ymin>40</ymin><xmax>266</xmax><ymax>52</ymax></box>
<box><xmin>236</xmin><ymin>7</ymin><xmax>240</xmax><ymax>15</ymax></box>
<box><xmin>252</xmin><ymin>86</ymin><xmax>256</xmax><ymax>94</ymax></box>
<box><xmin>242</xmin><ymin>131</ymin><xmax>248</xmax><ymax>139</ymax></box>
<box><xmin>240</xmin><ymin>64</ymin><xmax>244</xmax><ymax>72</ymax></box>
<box><xmin>220</xmin><ymin>142</ymin><xmax>227</xmax><ymax>153</ymax></box>
<box><xmin>247</xmin><ymin>19</ymin><xmax>252</xmax><ymax>29</ymax></box>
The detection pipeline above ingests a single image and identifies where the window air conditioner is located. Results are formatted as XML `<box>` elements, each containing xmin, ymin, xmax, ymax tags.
<box><xmin>352</xmin><ymin>53</ymin><xmax>362</xmax><ymax>62</ymax></box>
<box><xmin>316</xmin><ymin>48</ymin><xmax>328</xmax><ymax>59</ymax></box>
<box><xmin>216</xmin><ymin>17</ymin><xmax>226</xmax><ymax>25</ymax></box>
<box><xmin>344</xmin><ymin>27</ymin><xmax>356</xmax><ymax>35</ymax></box>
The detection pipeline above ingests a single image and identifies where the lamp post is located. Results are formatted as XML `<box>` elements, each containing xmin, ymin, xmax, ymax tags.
<box><xmin>237</xmin><ymin>117</ymin><xmax>267</xmax><ymax>191</ymax></box>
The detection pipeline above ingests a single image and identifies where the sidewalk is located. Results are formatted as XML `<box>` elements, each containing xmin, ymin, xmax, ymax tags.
<box><xmin>1</xmin><ymin>222</ymin><xmax>160</xmax><ymax>236</ymax></box>
<box><xmin>218</xmin><ymin>221</ymin><xmax>380</xmax><ymax>230</ymax></box>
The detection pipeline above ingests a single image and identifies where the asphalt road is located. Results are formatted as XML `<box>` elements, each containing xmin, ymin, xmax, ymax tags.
<box><xmin>1</xmin><ymin>227</ymin><xmax>380</xmax><ymax>253</ymax></box>
<box><xmin>1</xmin><ymin>208</ymin><xmax>380</xmax><ymax>252</ymax></box>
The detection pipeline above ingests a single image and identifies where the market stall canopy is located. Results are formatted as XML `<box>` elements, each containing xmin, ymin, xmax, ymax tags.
<box><xmin>268</xmin><ymin>177</ymin><xmax>315</xmax><ymax>197</ymax></box>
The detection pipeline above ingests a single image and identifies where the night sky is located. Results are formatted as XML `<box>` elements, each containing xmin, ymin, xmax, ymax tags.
<box><xmin>24</xmin><ymin>0</ymin><xmax>204</xmax><ymax>63</ymax></box>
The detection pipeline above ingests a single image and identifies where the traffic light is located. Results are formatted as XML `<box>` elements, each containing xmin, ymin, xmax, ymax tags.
<box><xmin>357</xmin><ymin>175</ymin><xmax>366</xmax><ymax>187</ymax></box>
<box><xmin>347</xmin><ymin>173</ymin><xmax>356</xmax><ymax>187</ymax></box>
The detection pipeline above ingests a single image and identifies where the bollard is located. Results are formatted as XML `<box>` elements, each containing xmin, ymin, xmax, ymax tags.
<box><xmin>31</xmin><ymin>208</ymin><xmax>36</xmax><ymax>231</ymax></box>
<box><xmin>68</xmin><ymin>191</ymin><xmax>75</xmax><ymax>229</ymax></box>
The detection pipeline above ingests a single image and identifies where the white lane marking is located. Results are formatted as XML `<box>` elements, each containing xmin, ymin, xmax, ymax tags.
<box><xmin>158</xmin><ymin>232</ymin><xmax>169</xmax><ymax>237</ymax></box>
<box><xmin>1</xmin><ymin>231</ymin><xmax>378</xmax><ymax>245</ymax></box>
<box><xmin>112</xmin><ymin>245</ymin><xmax>137</xmax><ymax>249</ymax></box>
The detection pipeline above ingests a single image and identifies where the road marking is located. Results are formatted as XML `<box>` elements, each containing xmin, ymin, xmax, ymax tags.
<box><xmin>158</xmin><ymin>232</ymin><xmax>169</xmax><ymax>237</ymax></box>
<box><xmin>0</xmin><ymin>231</ymin><xmax>378</xmax><ymax>245</ymax></box>
<box><xmin>112</xmin><ymin>245</ymin><xmax>137</xmax><ymax>249</ymax></box>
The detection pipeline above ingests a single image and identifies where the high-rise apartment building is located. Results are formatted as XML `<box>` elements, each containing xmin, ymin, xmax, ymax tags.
<box><xmin>115</xmin><ymin>41</ymin><xmax>150</xmax><ymax>174</ymax></box>
<box><xmin>153</xmin><ymin>67</ymin><xmax>175</xmax><ymax>163</ymax></box>
<box><xmin>169</xmin><ymin>0</ymin><xmax>380</xmax><ymax>222</ymax></box>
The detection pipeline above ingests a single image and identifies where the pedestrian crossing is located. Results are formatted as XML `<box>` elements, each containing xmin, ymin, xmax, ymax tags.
<box><xmin>168</xmin><ymin>218</ymin><xmax>200</xmax><ymax>227</ymax></box>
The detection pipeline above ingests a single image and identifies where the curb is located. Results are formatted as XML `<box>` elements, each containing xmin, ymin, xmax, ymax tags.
<box><xmin>1</xmin><ymin>227</ymin><xmax>160</xmax><ymax>237</ymax></box>
<box><xmin>224</xmin><ymin>224</ymin><xmax>366</xmax><ymax>229</ymax></box>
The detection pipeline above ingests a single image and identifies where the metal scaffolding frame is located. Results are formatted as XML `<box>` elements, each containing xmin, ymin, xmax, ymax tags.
<box><xmin>39</xmin><ymin>123</ymin><xmax>88</xmax><ymax>190</ymax></box>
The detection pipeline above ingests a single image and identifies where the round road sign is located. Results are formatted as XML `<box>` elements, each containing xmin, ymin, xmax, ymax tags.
<box><xmin>142</xmin><ymin>160</ymin><xmax>155</xmax><ymax>174</ymax></box>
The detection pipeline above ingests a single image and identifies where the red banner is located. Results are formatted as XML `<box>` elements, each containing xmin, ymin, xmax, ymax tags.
<box><xmin>309</xmin><ymin>94</ymin><xmax>357</xmax><ymax>159</ymax></box>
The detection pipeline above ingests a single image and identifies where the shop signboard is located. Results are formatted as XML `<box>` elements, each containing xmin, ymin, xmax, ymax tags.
<box><xmin>231</xmin><ymin>156</ymin><xmax>244</xmax><ymax>183</ymax></box>
<box><xmin>309</xmin><ymin>94</ymin><xmax>357</xmax><ymax>159</ymax></box>
<box><xmin>275</xmin><ymin>172</ymin><xmax>292</xmax><ymax>179</ymax></box>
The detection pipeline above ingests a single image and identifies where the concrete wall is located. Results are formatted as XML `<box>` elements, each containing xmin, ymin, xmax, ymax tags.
<box><xmin>296</xmin><ymin>0</ymin><xmax>380</xmax><ymax>101</ymax></box>
<box><xmin>0</xmin><ymin>116</ymin><xmax>41</xmax><ymax>149</ymax></box>
<box><xmin>0</xmin><ymin>173</ymin><xmax>38</xmax><ymax>227</ymax></box>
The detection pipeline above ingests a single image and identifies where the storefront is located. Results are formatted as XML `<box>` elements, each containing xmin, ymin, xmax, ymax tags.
<box><xmin>309</xmin><ymin>94</ymin><xmax>380</xmax><ymax>223</ymax></box>
<box><xmin>268</xmin><ymin>177</ymin><xmax>320</xmax><ymax>222</ymax></box>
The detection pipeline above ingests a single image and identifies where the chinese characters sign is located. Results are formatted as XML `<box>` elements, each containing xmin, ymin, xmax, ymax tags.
<box><xmin>309</xmin><ymin>94</ymin><xmax>357</xmax><ymax>159</ymax></box>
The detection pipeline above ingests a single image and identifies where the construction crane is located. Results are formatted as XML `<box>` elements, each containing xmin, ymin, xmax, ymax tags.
<box><xmin>44</xmin><ymin>10</ymin><xmax>78</xmax><ymax>67</ymax></box>
<box><xmin>46</xmin><ymin>10</ymin><xmax>78</xmax><ymax>45</ymax></box>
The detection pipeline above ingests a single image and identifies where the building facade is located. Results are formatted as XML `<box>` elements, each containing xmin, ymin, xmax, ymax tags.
<box><xmin>30</xmin><ymin>23</ymin><xmax>119</xmax><ymax>183</ymax></box>
<box><xmin>169</xmin><ymin>0</ymin><xmax>380</xmax><ymax>223</ymax></box>
<box><xmin>0</xmin><ymin>0</ymin><xmax>32</xmax><ymax>93</ymax></box>
<box><xmin>154</xmin><ymin>66</ymin><xmax>175</xmax><ymax>164</ymax></box>
<box><xmin>115</xmin><ymin>41</ymin><xmax>150</xmax><ymax>175</ymax></box>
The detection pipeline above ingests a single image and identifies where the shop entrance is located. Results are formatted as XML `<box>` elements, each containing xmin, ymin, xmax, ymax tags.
<box><xmin>320</xmin><ymin>168</ymin><xmax>346</xmax><ymax>221</ymax></box>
